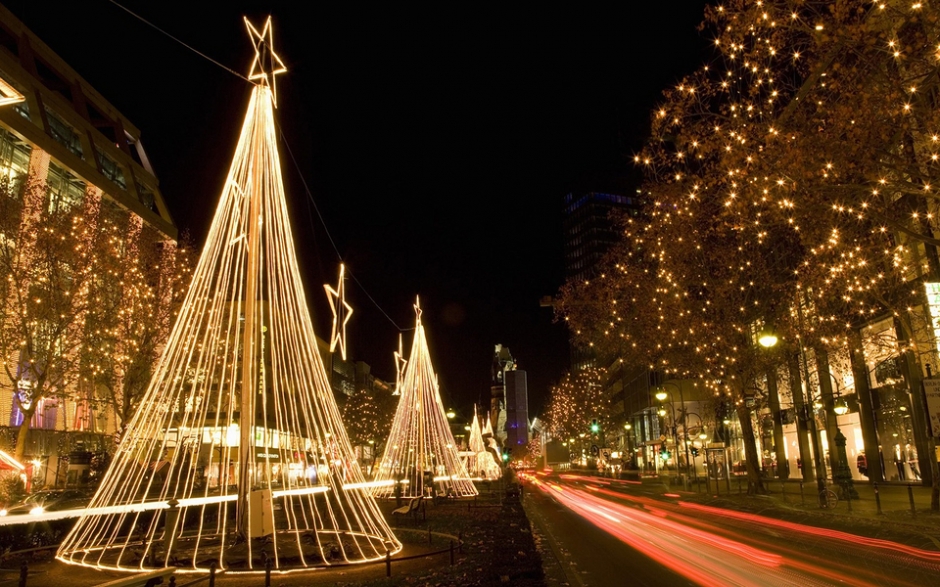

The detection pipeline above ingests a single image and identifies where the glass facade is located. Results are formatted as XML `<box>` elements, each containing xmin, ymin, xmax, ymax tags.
<box><xmin>0</xmin><ymin>125</ymin><xmax>30</xmax><ymax>185</ymax></box>
<box><xmin>95</xmin><ymin>146</ymin><xmax>125</xmax><ymax>189</ymax></box>
<box><xmin>44</xmin><ymin>106</ymin><xmax>83</xmax><ymax>159</ymax></box>
<box><xmin>46</xmin><ymin>161</ymin><xmax>85</xmax><ymax>212</ymax></box>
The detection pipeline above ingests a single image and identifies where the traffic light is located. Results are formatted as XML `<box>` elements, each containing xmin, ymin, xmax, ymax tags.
<box><xmin>690</xmin><ymin>446</ymin><xmax>700</xmax><ymax>458</ymax></box>
<box><xmin>659</xmin><ymin>445</ymin><xmax>671</xmax><ymax>462</ymax></box>
<box><xmin>590</xmin><ymin>419</ymin><xmax>599</xmax><ymax>434</ymax></box>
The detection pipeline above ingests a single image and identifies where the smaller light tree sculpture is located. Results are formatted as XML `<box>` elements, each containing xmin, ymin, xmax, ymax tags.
<box><xmin>371</xmin><ymin>299</ymin><xmax>477</xmax><ymax>499</ymax></box>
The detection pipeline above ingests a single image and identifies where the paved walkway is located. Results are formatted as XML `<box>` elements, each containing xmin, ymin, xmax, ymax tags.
<box><xmin>663</xmin><ymin>474</ymin><xmax>940</xmax><ymax>536</ymax></box>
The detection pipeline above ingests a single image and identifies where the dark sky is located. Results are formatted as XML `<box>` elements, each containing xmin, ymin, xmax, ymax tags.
<box><xmin>6</xmin><ymin>1</ymin><xmax>710</xmax><ymax>416</ymax></box>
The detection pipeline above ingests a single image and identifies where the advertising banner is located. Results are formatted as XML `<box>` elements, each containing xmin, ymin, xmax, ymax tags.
<box><xmin>923</xmin><ymin>378</ymin><xmax>940</xmax><ymax>437</ymax></box>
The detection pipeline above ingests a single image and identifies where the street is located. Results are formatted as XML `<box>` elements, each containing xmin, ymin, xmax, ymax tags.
<box><xmin>524</xmin><ymin>473</ymin><xmax>940</xmax><ymax>586</ymax></box>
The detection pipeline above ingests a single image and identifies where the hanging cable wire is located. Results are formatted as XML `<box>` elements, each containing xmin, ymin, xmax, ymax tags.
<box><xmin>276</xmin><ymin>124</ymin><xmax>408</xmax><ymax>332</ymax></box>
<box><xmin>108</xmin><ymin>1</ymin><xmax>250</xmax><ymax>82</ymax></box>
<box><xmin>107</xmin><ymin>0</ymin><xmax>407</xmax><ymax>333</ymax></box>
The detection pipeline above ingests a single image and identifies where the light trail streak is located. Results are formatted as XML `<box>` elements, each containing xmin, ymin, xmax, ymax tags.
<box><xmin>535</xmin><ymin>476</ymin><xmax>933</xmax><ymax>586</ymax></box>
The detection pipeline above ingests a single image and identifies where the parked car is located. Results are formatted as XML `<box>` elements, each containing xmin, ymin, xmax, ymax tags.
<box><xmin>0</xmin><ymin>489</ymin><xmax>93</xmax><ymax>516</ymax></box>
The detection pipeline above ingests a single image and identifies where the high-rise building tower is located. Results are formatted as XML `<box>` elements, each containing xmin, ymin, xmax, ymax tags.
<box><xmin>562</xmin><ymin>191</ymin><xmax>641</xmax><ymax>282</ymax></box>
<box><xmin>562</xmin><ymin>191</ymin><xmax>643</xmax><ymax>370</ymax></box>
<box><xmin>504</xmin><ymin>369</ymin><xmax>528</xmax><ymax>458</ymax></box>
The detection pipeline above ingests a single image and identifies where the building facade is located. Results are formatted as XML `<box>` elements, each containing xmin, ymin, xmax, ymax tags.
<box><xmin>0</xmin><ymin>5</ymin><xmax>176</xmax><ymax>486</ymax></box>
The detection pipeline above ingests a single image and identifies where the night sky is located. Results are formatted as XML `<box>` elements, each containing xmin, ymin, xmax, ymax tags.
<box><xmin>6</xmin><ymin>1</ymin><xmax>709</xmax><ymax>416</ymax></box>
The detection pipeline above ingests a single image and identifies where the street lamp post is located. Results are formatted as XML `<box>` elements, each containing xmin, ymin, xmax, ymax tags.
<box><xmin>760</xmin><ymin>310</ymin><xmax>829</xmax><ymax>507</ymax></box>
<box><xmin>684</xmin><ymin>412</ymin><xmax>707</xmax><ymax>485</ymax></box>
<box><xmin>623</xmin><ymin>422</ymin><xmax>634</xmax><ymax>474</ymax></box>
<box><xmin>656</xmin><ymin>384</ymin><xmax>689</xmax><ymax>488</ymax></box>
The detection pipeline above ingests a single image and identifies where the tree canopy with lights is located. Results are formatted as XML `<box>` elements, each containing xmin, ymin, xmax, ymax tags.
<box><xmin>556</xmin><ymin>0</ymin><xmax>940</xmax><ymax>496</ymax></box>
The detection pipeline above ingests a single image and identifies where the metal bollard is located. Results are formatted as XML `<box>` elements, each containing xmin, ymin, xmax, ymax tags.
<box><xmin>18</xmin><ymin>560</ymin><xmax>26</xmax><ymax>587</ymax></box>
<box><xmin>265</xmin><ymin>557</ymin><xmax>272</xmax><ymax>587</ymax></box>
<box><xmin>874</xmin><ymin>482</ymin><xmax>883</xmax><ymax>515</ymax></box>
<box><xmin>800</xmin><ymin>482</ymin><xmax>805</xmax><ymax>507</ymax></box>
<box><xmin>386</xmin><ymin>548</ymin><xmax>392</xmax><ymax>577</ymax></box>
<box><xmin>450</xmin><ymin>540</ymin><xmax>455</xmax><ymax>566</ymax></box>
<box><xmin>908</xmin><ymin>484</ymin><xmax>916</xmax><ymax>518</ymax></box>
<box><xmin>209</xmin><ymin>561</ymin><xmax>217</xmax><ymax>587</ymax></box>
<box><xmin>169</xmin><ymin>577</ymin><xmax>177</xmax><ymax>587</ymax></box>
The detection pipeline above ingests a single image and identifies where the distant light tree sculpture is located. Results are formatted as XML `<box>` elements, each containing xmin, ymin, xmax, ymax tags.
<box><xmin>371</xmin><ymin>299</ymin><xmax>477</xmax><ymax>499</ymax></box>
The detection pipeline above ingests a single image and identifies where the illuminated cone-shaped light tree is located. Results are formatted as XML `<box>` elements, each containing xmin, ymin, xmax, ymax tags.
<box><xmin>372</xmin><ymin>300</ymin><xmax>477</xmax><ymax>499</ymax></box>
<box><xmin>57</xmin><ymin>17</ymin><xmax>399</xmax><ymax>573</ymax></box>
<box><xmin>469</xmin><ymin>406</ymin><xmax>501</xmax><ymax>480</ymax></box>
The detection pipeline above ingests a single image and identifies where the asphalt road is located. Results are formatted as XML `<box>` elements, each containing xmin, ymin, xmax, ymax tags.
<box><xmin>523</xmin><ymin>473</ymin><xmax>940</xmax><ymax>587</ymax></box>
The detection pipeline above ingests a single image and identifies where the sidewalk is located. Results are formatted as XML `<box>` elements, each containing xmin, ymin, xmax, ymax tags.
<box><xmin>667</xmin><ymin>475</ymin><xmax>940</xmax><ymax>537</ymax></box>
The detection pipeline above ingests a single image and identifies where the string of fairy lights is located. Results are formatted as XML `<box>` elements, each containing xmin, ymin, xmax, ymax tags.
<box><xmin>559</xmin><ymin>1</ymin><xmax>940</xmax><ymax>402</ymax></box>
<box><xmin>55</xmin><ymin>18</ymin><xmax>400</xmax><ymax>573</ymax></box>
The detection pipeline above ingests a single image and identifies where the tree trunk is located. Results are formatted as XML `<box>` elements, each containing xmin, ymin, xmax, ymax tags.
<box><xmin>14</xmin><ymin>410</ymin><xmax>34</xmax><ymax>462</ymax></box>
<box><xmin>736</xmin><ymin>403</ymin><xmax>767</xmax><ymax>495</ymax></box>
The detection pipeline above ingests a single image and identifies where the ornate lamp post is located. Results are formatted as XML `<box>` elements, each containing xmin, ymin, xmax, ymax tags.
<box><xmin>760</xmin><ymin>320</ymin><xmax>828</xmax><ymax>507</ymax></box>
<box><xmin>656</xmin><ymin>384</ymin><xmax>689</xmax><ymax>487</ymax></box>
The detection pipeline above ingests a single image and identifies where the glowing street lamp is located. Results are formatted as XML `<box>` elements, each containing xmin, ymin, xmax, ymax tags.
<box><xmin>758</xmin><ymin>324</ymin><xmax>778</xmax><ymax>349</ymax></box>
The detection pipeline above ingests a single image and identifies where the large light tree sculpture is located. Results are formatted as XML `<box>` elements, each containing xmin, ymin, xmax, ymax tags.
<box><xmin>372</xmin><ymin>299</ymin><xmax>477</xmax><ymax>499</ymax></box>
<box><xmin>56</xmin><ymin>18</ymin><xmax>400</xmax><ymax>573</ymax></box>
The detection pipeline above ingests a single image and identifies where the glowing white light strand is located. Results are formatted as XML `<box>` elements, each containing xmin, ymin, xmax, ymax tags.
<box><xmin>371</xmin><ymin>299</ymin><xmax>477</xmax><ymax>499</ymax></box>
<box><xmin>55</xmin><ymin>18</ymin><xmax>399</xmax><ymax>573</ymax></box>
<box><xmin>466</xmin><ymin>406</ymin><xmax>501</xmax><ymax>480</ymax></box>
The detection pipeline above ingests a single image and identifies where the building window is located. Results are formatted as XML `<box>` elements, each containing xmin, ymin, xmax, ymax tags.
<box><xmin>135</xmin><ymin>175</ymin><xmax>156</xmax><ymax>211</ymax></box>
<box><xmin>95</xmin><ymin>146</ymin><xmax>125</xmax><ymax>189</ymax></box>
<box><xmin>46</xmin><ymin>161</ymin><xmax>85</xmax><ymax>213</ymax></box>
<box><xmin>44</xmin><ymin>107</ymin><xmax>83</xmax><ymax>159</ymax></box>
<box><xmin>0</xmin><ymin>126</ymin><xmax>31</xmax><ymax>185</ymax></box>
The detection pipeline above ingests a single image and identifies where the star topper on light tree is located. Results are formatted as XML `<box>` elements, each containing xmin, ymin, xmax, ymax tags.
<box><xmin>371</xmin><ymin>297</ymin><xmax>477</xmax><ymax>499</ymax></box>
<box><xmin>55</xmin><ymin>16</ymin><xmax>399</xmax><ymax>573</ymax></box>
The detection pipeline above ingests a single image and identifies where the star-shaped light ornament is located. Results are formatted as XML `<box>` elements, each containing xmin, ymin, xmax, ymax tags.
<box><xmin>414</xmin><ymin>295</ymin><xmax>423</xmax><ymax>324</ymax></box>
<box><xmin>392</xmin><ymin>334</ymin><xmax>407</xmax><ymax>396</ymax></box>
<box><xmin>324</xmin><ymin>264</ymin><xmax>353</xmax><ymax>360</ymax></box>
<box><xmin>244</xmin><ymin>16</ymin><xmax>287</xmax><ymax>107</ymax></box>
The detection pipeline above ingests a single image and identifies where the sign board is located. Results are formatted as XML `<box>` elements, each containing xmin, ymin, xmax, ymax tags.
<box><xmin>923</xmin><ymin>378</ymin><xmax>940</xmax><ymax>437</ymax></box>
<box><xmin>249</xmin><ymin>488</ymin><xmax>274</xmax><ymax>537</ymax></box>
<box><xmin>927</xmin><ymin>283</ymin><xmax>940</xmax><ymax>354</ymax></box>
